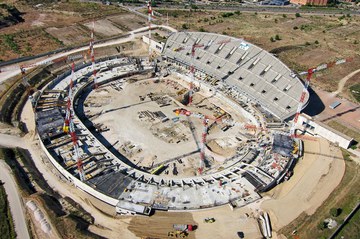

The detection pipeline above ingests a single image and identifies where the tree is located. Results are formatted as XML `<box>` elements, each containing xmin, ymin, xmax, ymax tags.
<box><xmin>283</xmin><ymin>14</ymin><xmax>287</xmax><ymax>18</ymax></box>
<box><xmin>275</xmin><ymin>34</ymin><xmax>281</xmax><ymax>40</ymax></box>
<box><xmin>295</xmin><ymin>13</ymin><xmax>301</xmax><ymax>18</ymax></box>
<box><xmin>293</xmin><ymin>26</ymin><xmax>298</xmax><ymax>30</ymax></box>
<box><xmin>315</xmin><ymin>40</ymin><xmax>319</xmax><ymax>44</ymax></box>
<box><xmin>318</xmin><ymin>221</ymin><xmax>328</xmax><ymax>230</ymax></box>
<box><xmin>330</xmin><ymin>208</ymin><xmax>342</xmax><ymax>217</ymax></box>
<box><xmin>270</xmin><ymin>37</ymin><xmax>275</xmax><ymax>42</ymax></box>
<box><xmin>182</xmin><ymin>23</ymin><xmax>188</xmax><ymax>30</ymax></box>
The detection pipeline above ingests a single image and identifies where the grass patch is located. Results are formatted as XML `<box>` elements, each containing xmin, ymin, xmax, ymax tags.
<box><xmin>0</xmin><ymin>183</ymin><xmax>16</xmax><ymax>239</ymax></box>
<box><xmin>279</xmin><ymin>160</ymin><xmax>360</xmax><ymax>239</ymax></box>
<box><xmin>349</xmin><ymin>83</ymin><xmax>360</xmax><ymax>103</ymax></box>
<box><xmin>336</xmin><ymin>207</ymin><xmax>360</xmax><ymax>238</ymax></box>
<box><xmin>1</xmin><ymin>34</ymin><xmax>20</xmax><ymax>54</ymax></box>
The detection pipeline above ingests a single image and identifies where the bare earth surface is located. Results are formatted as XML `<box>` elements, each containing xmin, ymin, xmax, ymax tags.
<box><xmin>312</xmin><ymin>87</ymin><xmax>360</xmax><ymax>131</ymax></box>
<box><xmin>261</xmin><ymin>139</ymin><xmax>345</xmax><ymax>230</ymax></box>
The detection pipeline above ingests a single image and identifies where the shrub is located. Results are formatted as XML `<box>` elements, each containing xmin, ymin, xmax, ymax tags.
<box><xmin>295</xmin><ymin>13</ymin><xmax>301</xmax><ymax>18</ymax></box>
<box><xmin>275</xmin><ymin>34</ymin><xmax>281</xmax><ymax>40</ymax></box>
<box><xmin>270</xmin><ymin>37</ymin><xmax>275</xmax><ymax>42</ymax></box>
<box><xmin>182</xmin><ymin>23</ymin><xmax>188</xmax><ymax>29</ymax></box>
<box><xmin>330</xmin><ymin>208</ymin><xmax>342</xmax><ymax>217</ymax></box>
<box><xmin>318</xmin><ymin>221</ymin><xmax>328</xmax><ymax>230</ymax></box>
<box><xmin>293</xmin><ymin>26</ymin><xmax>298</xmax><ymax>30</ymax></box>
<box><xmin>221</xmin><ymin>12</ymin><xmax>234</xmax><ymax>18</ymax></box>
<box><xmin>283</xmin><ymin>14</ymin><xmax>287</xmax><ymax>18</ymax></box>
<box><xmin>315</xmin><ymin>40</ymin><xmax>319</xmax><ymax>44</ymax></box>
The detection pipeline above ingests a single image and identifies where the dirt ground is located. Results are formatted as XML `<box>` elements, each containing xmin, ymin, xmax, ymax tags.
<box><xmin>128</xmin><ymin>206</ymin><xmax>262</xmax><ymax>239</ymax></box>
<box><xmin>311</xmin><ymin>87</ymin><xmax>360</xmax><ymax>131</ymax></box>
<box><xmin>261</xmin><ymin>138</ymin><xmax>345</xmax><ymax>231</ymax></box>
<box><xmin>85</xmin><ymin>76</ymin><xmax>252</xmax><ymax>176</ymax></box>
<box><xmin>0</xmin><ymin>1</ymin><xmax>146</xmax><ymax>61</ymax></box>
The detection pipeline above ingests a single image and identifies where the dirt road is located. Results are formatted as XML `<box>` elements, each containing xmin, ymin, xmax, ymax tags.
<box><xmin>261</xmin><ymin>139</ymin><xmax>345</xmax><ymax>230</ymax></box>
<box><xmin>0</xmin><ymin>160</ymin><xmax>30</xmax><ymax>239</ymax></box>
<box><xmin>333</xmin><ymin>68</ymin><xmax>360</xmax><ymax>95</ymax></box>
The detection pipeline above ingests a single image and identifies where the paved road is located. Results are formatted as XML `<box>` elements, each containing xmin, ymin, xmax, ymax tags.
<box><xmin>0</xmin><ymin>159</ymin><xmax>30</xmax><ymax>239</ymax></box>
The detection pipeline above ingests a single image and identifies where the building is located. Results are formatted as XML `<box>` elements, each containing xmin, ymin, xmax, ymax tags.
<box><xmin>290</xmin><ymin>0</ymin><xmax>328</xmax><ymax>5</ymax></box>
<box><xmin>296</xmin><ymin>114</ymin><xmax>354</xmax><ymax>149</ymax></box>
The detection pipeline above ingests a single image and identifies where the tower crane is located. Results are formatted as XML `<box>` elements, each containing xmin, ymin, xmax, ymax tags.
<box><xmin>173</xmin><ymin>38</ymin><xmax>204</xmax><ymax>105</ymax></box>
<box><xmin>290</xmin><ymin>57</ymin><xmax>353</xmax><ymax>138</ymax></box>
<box><xmin>89</xmin><ymin>21</ymin><xmax>98</xmax><ymax>89</ymax></box>
<box><xmin>63</xmin><ymin>62</ymin><xmax>75</xmax><ymax>133</ymax></box>
<box><xmin>147</xmin><ymin>1</ymin><xmax>154</xmax><ymax>59</ymax></box>
<box><xmin>61</xmin><ymin>61</ymin><xmax>86</xmax><ymax>181</ymax></box>
<box><xmin>174</xmin><ymin>108</ymin><xmax>264</xmax><ymax>174</ymax></box>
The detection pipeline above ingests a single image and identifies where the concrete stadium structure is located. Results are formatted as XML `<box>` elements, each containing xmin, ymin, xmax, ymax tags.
<box><xmin>162</xmin><ymin>32</ymin><xmax>309</xmax><ymax>121</ymax></box>
<box><xmin>33</xmin><ymin>32</ymin><xmax>306</xmax><ymax>215</ymax></box>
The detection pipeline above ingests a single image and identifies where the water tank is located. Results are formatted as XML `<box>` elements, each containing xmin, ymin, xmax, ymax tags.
<box><xmin>40</xmin><ymin>221</ymin><xmax>51</xmax><ymax>234</ymax></box>
<box><xmin>26</xmin><ymin>201</ymin><xmax>37</xmax><ymax>211</ymax></box>
<box><xmin>34</xmin><ymin>209</ymin><xmax>44</xmax><ymax>221</ymax></box>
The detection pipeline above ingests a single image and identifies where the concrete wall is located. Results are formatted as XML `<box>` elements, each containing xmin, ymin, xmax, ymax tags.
<box><xmin>142</xmin><ymin>36</ymin><xmax>164</xmax><ymax>53</ymax></box>
<box><xmin>290</xmin><ymin>0</ymin><xmax>328</xmax><ymax>5</ymax></box>
<box><xmin>296</xmin><ymin>114</ymin><xmax>353</xmax><ymax>149</ymax></box>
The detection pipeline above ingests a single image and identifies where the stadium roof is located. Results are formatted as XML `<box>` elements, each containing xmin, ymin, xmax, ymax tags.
<box><xmin>162</xmin><ymin>32</ymin><xmax>309</xmax><ymax>121</ymax></box>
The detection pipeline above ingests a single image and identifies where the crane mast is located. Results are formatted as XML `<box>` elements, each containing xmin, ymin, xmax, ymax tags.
<box><xmin>89</xmin><ymin>21</ymin><xmax>97</xmax><ymax>89</ymax></box>
<box><xmin>290</xmin><ymin>57</ymin><xmax>352</xmax><ymax>138</ymax></box>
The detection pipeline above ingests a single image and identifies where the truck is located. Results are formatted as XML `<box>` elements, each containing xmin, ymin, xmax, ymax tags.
<box><xmin>173</xmin><ymin>224</ymin><xmax>194</xmax><ymax>232</ymax></box>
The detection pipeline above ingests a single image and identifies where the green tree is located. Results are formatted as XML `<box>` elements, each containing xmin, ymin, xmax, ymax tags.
<box><xmin>275</xmin><ymin>34</ymin><xmax>281</xmax><ymax>40</ymax></box>
<box><xmin>182</xmin><ymin>23</ymin><xmax>188</xmax><ymax>29</ymax></box>
<box><xmin>295</xmin><ymin>13</ymin><xmax>301</xmax><ymax>18</ymax></box>
<box><xmin>270</xmin><ymin>37</ymin><xmax>275</xmax><ymax>42</ymax></box>
<box><xmin>330</xmin><ymin>208</ymin><xmax>342</xmax><ymax>217</ymax></box>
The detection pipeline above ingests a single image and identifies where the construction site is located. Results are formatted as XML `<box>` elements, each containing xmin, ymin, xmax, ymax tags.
<box><xmin>1</xmin><ymin>1</ymin><xmax>359</xmax><ymax>239</ymax></box>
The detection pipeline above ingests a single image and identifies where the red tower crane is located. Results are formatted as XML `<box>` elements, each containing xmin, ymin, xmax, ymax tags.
<box><xmin>61</xmin><ymin>61</ymin><xmax>85</xmax><ymax>181</ymax></box>
<box><xmin>173</xmin><ymin>42</ymin><xmax>204</xmax><ymax>105</ymax></box>
<box><xmin>174</xmin><ymin>108</ymin><xmax>263</xmax><ymax>174</ymax></box>
<box><xmin>63</xmin><ymin>62</ymin><xmax>75</xmax><ymax>133</ymax></box>
<box><xmin>290</xmin><ymin>57</ymin><xmax>353</xmax><ymax>138</ymax></box>
<box><xmin>147</xmin><ymin>1</ymin><xmax>154</xmax><ymax>59</ymax></box>
<box><xmin>89</xmin><ymin>21</ymin><xmax>98</xmax><ymax>89</ymax></box>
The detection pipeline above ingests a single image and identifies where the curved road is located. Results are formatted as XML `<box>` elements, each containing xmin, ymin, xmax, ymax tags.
<box><xmin>0</xmin><ymin>159</ymin><xmax>30</xmax><ymax>239</ymax></box>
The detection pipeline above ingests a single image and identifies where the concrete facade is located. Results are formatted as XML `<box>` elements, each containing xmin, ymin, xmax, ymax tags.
<box><xmin>290</xmin><ymin>0</ymin><xmax>328</xmax><ymax>5</ymax></box>
<box><xmin>296</xmin><ymin>114</ymin><xmax>353</xmax><ymax>149</ymax></box>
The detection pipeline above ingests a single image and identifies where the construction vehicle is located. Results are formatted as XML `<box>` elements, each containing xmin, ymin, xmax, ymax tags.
<box><xmin>173</xmin><ymin>224</ymin><xmax>194</xmax><ymax>232</ymax></box>
<box><xmin>168</xmin><ymin>231</ymin><xmax>188</xmax><ymax>238</ymax></box>
<box><xmin>204</xmin><ymin>217</ymin><xmax>215</xmax><ymax>223</ymax></box>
